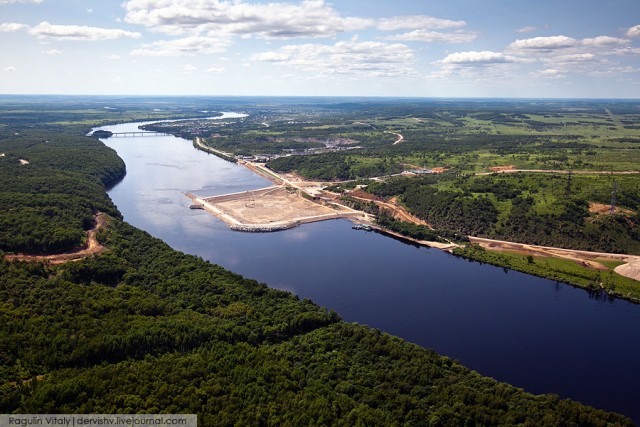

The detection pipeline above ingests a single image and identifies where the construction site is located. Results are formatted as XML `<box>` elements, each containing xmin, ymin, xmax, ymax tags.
<box><xmin>187</xmin><ymin>186</ymin><xmax>367</xmax><ymax>232</ymax></box>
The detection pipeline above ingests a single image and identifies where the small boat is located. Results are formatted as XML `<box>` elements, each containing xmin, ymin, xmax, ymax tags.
<box><xmin>352</xmin><ymin>224</ymin><xmax>372</xmax><ymax>231</ymax></box>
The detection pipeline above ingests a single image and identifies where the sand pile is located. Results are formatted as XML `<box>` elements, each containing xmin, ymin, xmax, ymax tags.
<box><xmin>615</xmin><ymin>260</ymin><xmax>640</xmax><ymax>281</ymax></box>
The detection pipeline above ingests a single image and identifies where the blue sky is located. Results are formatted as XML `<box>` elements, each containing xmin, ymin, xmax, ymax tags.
<box><xmin>1</xmin><ymin>0</ymin><xmax>639</xmax><ymax>98</ymax></box>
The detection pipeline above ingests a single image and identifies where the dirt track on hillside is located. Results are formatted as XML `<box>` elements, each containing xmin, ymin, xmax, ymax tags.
<box><xmin>344</xmin><ymin>189</ymin><xmax>640</xmax><ymax>281</ymax></box>
<box><xmin>4</xmin><ymin>213</ymin><xmax>107</xmax><ymax>264</ymax></box>
<box><xmin>348</xmin><ymin>190</ymin><xmax>431</xmax><ymax>227</ymax></box>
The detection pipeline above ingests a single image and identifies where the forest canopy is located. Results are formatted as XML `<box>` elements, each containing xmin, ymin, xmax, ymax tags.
<box><xmin>0</xmin><ymin>98</ymin><xmax>633</xmax><ymax>425</ymax></box>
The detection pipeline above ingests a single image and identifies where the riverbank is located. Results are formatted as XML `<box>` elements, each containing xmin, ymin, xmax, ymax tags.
<box><xmin>191</xmin><ymin>134</ymin><xmax>640</xmax><ymax>303</ymax></box>
<box><xmin>193</xmin><ymin>137</ymin><xmax>237</xmax><ymax>162</ymax></box>
<box><xmin>455</xmin><ymin>240</ymin><xmax>640</xmax><ymax>303</ymax></box>
<box><xmin>372</xmin><ymin>226</ymin><xmax>460</xmax><ymax>251</ymax></box>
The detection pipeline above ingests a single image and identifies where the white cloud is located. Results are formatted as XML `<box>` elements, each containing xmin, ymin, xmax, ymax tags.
<box><xmin>41</xmin><ymin>48</ymin><xmax>61</xmax><ymax>55</ymax></box>
<box><xmin>377</xmin><ymin>15</ymin><xmax>465</xmax><ymax>31</ymax></box>
<box><xmin>123</xmin><ymin>0</ymin><xmax>372</xmax><ymax>39</ymax></box>
<box><xmin>535</xmin><ymin>51</ymin><xmax>607</xmax><ymax>77</ymax></box>
<box><xmin>509</xmin><ymin>35</ymin><xmax>577</xmax><ymax>51</ymax></box>
<box><xmin>182</xmin><ymin>64</ymin><xmax>198</xmax><ymax>72</ymax></box>
<box><xmin>536</xmin><ymin>68</ymin><xmax>566</xmax><ymax>79</ymax></box>
<box><xmin>205</xmin><ymin>66</ymin><xmax>226</xmax><ymax>73</ymax></box>
<box><xmin>253</xmin><ymin>38</ymin><xmax>416</xmax><ymax>77</ymax></box>
<box><xmin>626</xmin><ymin>24</ymin><xmax>640</xmax><ymax>38</ymax></box>
<box><xmin>378</xmin><ymin>14</ymin><xmax>473</xmax><ymax>44</ymax></box>
<box><xmin>441</xmin><ymin>51</ymin><xmax>520</xmax><ymax>65</ymax></box>
<box><xmin>582</xmin><ymin>36</ymin><xmax>627</xmax><ymax>46</ymax></box>
<box><xmin>0</xmin><ymin>0</ymin><xmax>43</xmax><ymax>3</ymax></box>
<box><xmin>501</xmin><ymin>34</ymin><xmax>620</xmax><ymax>77</ymax></box>
<box><xmin>430</xmin><ymin>50</ymin><xmax>527</xmax><ymax>82</ymax></box>
<box><xmin>29</xmin><ymin>21</ymin><xmax>141</xmax><ymax>41</ymax></box>
<box><xmin>549</xmin><ymin>53</ymin><xmax>597</xmax><ymax>63</ymax></box>
<box><xmin>539</xmin><ymin>68</ymin><xmax>563</xmax><ymax>75</ymax></box>
<box><xmin>503</xmin><ymin>32</ymin><xmax>635</xmax><ymax>79</ymax></box>
<box><xmin>103</xmin><ymin>54</ymin><xmax>122</xmax><ymax>60</ymax></box>
<box><xmin>589</xmin><ymin>65</ymin><xmax>639</xmax><ymax>76</ymax></box>
<box><xmin>516</xmin><ymin>26</ymin><xmax>539</xmax><ymax>34</ymax></box>
<box><xmin>385</xmin><ymin>29</ymin><xmax>476</xmax><ymax>43</ymax></box>
<box><xmin>431</xmin><ymin>29</ymin><xmax>633</xmax><ymax>83</ymax></box>
<box><xmin>0</xmin><ymin>22</ymin><xmax>28</xmax><ymax>32</ymax></box>
<box><xmin>131</xmin><ymin>36</ymin><xmax>230</xmax><ymax>56</ymax></box>
<box><xmin>5</xmin><ymin>66</ymin><xmax>16</xmax><ymax>72</ymax></box>
<box><xmin>611</xmin><ymin>47</ymin><xmax>640</xmax><ymax>56</ymax></box>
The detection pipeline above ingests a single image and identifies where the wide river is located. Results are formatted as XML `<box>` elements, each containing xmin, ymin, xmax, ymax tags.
<box><xmin>100</xmin><ymin>114</ymin><xmax>640</xmax><ymax>422</ymax></box>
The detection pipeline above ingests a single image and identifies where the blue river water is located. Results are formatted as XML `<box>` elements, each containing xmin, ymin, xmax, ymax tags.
<box><xmin>100</xmin><ymin>116</ymin><xmax>640</xmax><ymax>422</ymax></box>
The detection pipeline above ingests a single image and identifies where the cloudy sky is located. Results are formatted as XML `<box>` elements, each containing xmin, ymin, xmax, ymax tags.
<box><xmin>1</xmin><ymin>0</ymin><xmax>639</xmax><ymax>98</ymax></box>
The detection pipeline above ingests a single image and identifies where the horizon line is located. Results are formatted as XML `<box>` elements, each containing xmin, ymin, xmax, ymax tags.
<box><xmin>1</xmin><ymin>93</ymin><xmax>640</xmax><ymax>102</ymax></box>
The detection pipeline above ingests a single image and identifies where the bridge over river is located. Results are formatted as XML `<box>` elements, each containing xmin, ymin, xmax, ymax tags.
<box><xmin>109</xmin><ymin>131</ymin><xmax>170</xmax><ymax>138</ymax></box>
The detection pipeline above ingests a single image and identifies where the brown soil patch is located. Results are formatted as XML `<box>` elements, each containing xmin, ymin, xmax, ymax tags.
<box><xmin>4</xmin><ymin>213</ymin><xmax>107</xmax><ymax>264</ymax></box>
<box><xmin>468</xmin><ymin>237</ymin><xmax>637</xmax><ymax>273</ymax></box>
<box><xmin>431</xmin><ymin>167</ymin><xmax>448</xmax><ymax>174</ymax></box>
<box><xmin>282</xmin><ymin>171</ymin><xmax>307</xmax><ymax>182</ymax></box>
<box><xmin>350</xmin><ymin>189</ymin><xmax>382</xmax><ymax>201</ymax></box>
<box><xmin>489</xmin><ymin>165</ymin><xmax>515</xmax><ymax>172</ymax></box>
<box><xmin>380</xmin><ymin>198</ymin><xmax>429</xmax><ymax>226</ymax></box>
<box><xmin>197</xmin><ymin>187</ymin><xmax>362</xmax><ymax>230</ymax></box>
<box><xmin>589</xmin><ymin>202</ymin><xmax>634</xmax><ymax>216</ymax></box>
<box><xmin>400</xmin><ymin>163</ymin><xmax>422</xmax><ymax>170</ymax></box>
<box><xmin>348</xmin><ymin>191</ymin><xmax>430</xmax><ymax>227</ymax></box>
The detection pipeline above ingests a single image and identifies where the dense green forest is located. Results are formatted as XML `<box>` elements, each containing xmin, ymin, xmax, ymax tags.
<box><xmin>268</xmin><ymin>152</ymin><xmax>405</xmax><ymax>181</ymax></box>
<box><xmin>0</xmin><ymin>98</ymin><xmax>634</xmax><ymax>424</ymax></box>
<box><xmin>0</xmin><ymin>130</ymin><xmax>124</xmax><ymax>254</ymax></box>
<box><xmin>1</xmin><ymin>217</ymin><xmax>632</xmax><ymax>425</ymax></box>
<box><xmin>364</xmin><ymin>172</ymin><xmax>640</xmax><ymax>255</ymax></box>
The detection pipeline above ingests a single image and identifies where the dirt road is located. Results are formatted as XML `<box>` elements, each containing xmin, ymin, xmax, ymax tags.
<box><xmin>347</xmin><ymin>190</ymin><xmax>430</xmax><ymax>227</ymax></box>
<box><xmin>4</xmin><ymin>213</ymin><xmax>107</xmax><ymax>264</ymax></box>
<box><xmin>468</xmin><ymin>236</ymin><xmax>640</xmax><ymax>279</ymax></box>
<box><xmin>478</xmin><ymin>168</ymin><xmax>640</xmax><ymax>176</ymax></box>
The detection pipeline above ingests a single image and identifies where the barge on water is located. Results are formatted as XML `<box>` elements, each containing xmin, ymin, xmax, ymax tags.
<box><xmin>352</xmin><ymin>224</ymin><xmax>373</xmax><ymax>231</ymax></box>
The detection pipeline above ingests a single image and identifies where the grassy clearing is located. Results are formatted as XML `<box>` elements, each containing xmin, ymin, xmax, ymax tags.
<box><xmin>598</xmin><ymin>259</ymin><xmax>627</xmax><ymax>269</ymax></box>
<box><xmin>454</xmin><ymin>245</ymin><xmax>640</xmax><ymax>302</ymax></box>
